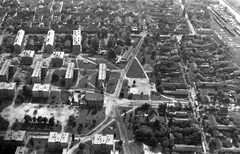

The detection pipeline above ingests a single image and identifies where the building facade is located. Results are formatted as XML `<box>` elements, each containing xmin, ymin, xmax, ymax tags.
<box><xmin>48</xmin><ymin>132</ymin><xmax>70</xmax><ymax>149</ymax></box>
<box><xmin>32</xmin><ymin>83</ymin><xmax>51</xmax><ymax>98</ymax></box>
<box><xmin>20</xmin><ymin>50</ymin><xmax>35</xmax><ymax>65</ymax></box>
<box><xmin>83</xmin><ymin>92</ymin><xmax>104</xmax><ymax>107</ymax></box>
<box><xmin>14</xmin><ymin>29</ymin><xmax>25</xmax><ymax>53</ymax></box>
<box><xmin>0</xmin><ymin>82</ymin><xmax>16</xmax><ymax>97</ymax></box>
<box><xmin>92</xmin><ymin>134</ymin><xmax>114</xmax><ymax>154</ymax></box>
<box><xmin>31</xmin><ymin>61</ymin><xmax>43</xmax><ymax>83</ymax></box>
<box><xmin>72</xmin><ymin>29</ymin><xmax>82</xmax><ymax>53</ymax></box>
<box><xmin>0</xmin><ymin>59</ymin><xmax>11</xmax><ymax>82</ymax></box>
<box><xmin>98</xmin><ymin>63</ymin><xmax>107</xmax><ymax>82</ymax></box>
<box><xmin>51</xmin><ymin>51</ymin><xmax>64</xmax><ymax>67</ymax></box>
<box><xmin>45</xmin><ymin>29</ymin><xmax>55</xmax><ymax>53</ymax></box>
<box><xmin>4</xmin><ymin>130</ymin><xmax>27</xmax><ymax>145</ymax></box>
<box><xmin>65</xmin><ymin>62</ymin><xmax>75</xmax><ymax>88</ymax></box>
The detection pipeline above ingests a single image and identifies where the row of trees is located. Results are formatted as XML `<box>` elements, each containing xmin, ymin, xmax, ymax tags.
<box><xmin>24</xmin><ymin>115</ymin><xmax>55</xmax><ymax>126</ymax></box>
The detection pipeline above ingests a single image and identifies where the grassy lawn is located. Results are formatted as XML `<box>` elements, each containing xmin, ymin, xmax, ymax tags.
<box><xmin>106</xmin><ymin>72</ymin><xmax>121</xmax><ymax>94</ymax></box>
<box><xmin>64</xmin><ymin>108</ymin><xmax>105</xmax><ymax>135</ymax></box>
<box><xmin>51</xmin><ymin>69</ymin><xmax>66</xmax><ymax>86</ymax></box>
<box><xmin>102</xmin><ymin>122</ymin><xmax>121</xmax><ymax>140</ymax></box>
<box><xmin>229</xmin><ymin>112</ymin><xmax>240</xmax><ymax>126</ymax></box>
<box><xmin>11</xmin><ymin>122</ymin><xmax>62</xmax><ymax>132</ymax></box>
<box><xmin>147</xmin><ymin>72</ymin><xmax>156</xmax><ymax>83</ymax></box>
<box><xmin>132</xmin><ymin>94</ymin><xmax>149</xmax><ymax>100</ymax></box>
<box><xmin>13</xmin><ymin>68</ymin><xmax>31</xmax><ymax>85</ymax></box>
<box><xmin>75</xmin><ymin>70</ymin><xmax>98</xmax><ymax>90</ymax></box>
<box><xmin>150</xmin><ymin>91</ymin><xmax>173</xmax><ymax>101</ymax></box>
<box><xmin>126</xmin><ymin>59</ymin><xmax>146</xmax><ymax>78</ymax></box>
<box><xmin>77</xmin><ymin>59</ymin><xmax>98</xmax><ymax>69</ymax></box>
<box><xmin>26</xmin><ymin>138</ymin><xmax>48</xmax><ymax>149</ymax></box>
<box><xmin>87</xmin><ymin>55</ymin><xmax>120</xmax><ymax>70</ymax></box>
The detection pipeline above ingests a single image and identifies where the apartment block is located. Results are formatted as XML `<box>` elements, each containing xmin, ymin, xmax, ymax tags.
<box><xmin>45</xmin><ymin>29</ymin><xmax>55</xmax><ymax>53</ymax></box>
<box><xmin>65</xmin><ymin>62</ymin><xmax>75</xmax><ymax>88</ymax></box>
<box><xmin>31</xmin><ymin>61</ymin><xmax>43</xmax><ymax>83</ymax></box>
<box><xmin>48</xmin><ymin>132</ymin><xmax>70</xmax><ymax>149</ymax></box>
<box><xmin>14</xmin><ymin>29</ymin><xmax>25</xmax><ymax>53</ymax></box>
<box><xmin>0</xmin><ymin>82</ymin><xmax>16</xmax><ymax>97</ymax></box>
<box><xmin>72</xmin><ymin>29</ymin><xmax>82</xmax><ymax>53</ymax></box>
<box><xmin>0</xmin><ymin>59</ymin><xmax>11</xmax><ymax>82</ymax></box>
<box><xmin>32</xmin><ymin>83</ymin><xmax>51</xmax><ymax>98</ymax></box>
<box><xmin>20</xmin><ymin>50</ymin><xmax>35</xmax><ymax>65</ymax></box>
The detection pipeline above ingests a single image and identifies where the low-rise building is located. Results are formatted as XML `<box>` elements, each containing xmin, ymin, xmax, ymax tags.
<box><xmin>14</xmin><ymin>29</ymin><xmax>25</xmax><ymax>53</ymax></box>
<box><xmin>0</xmin><ymin>59</ymin><xmax>11</xmax><ymax>82</ymax></box>
<box><xmin>31</xmin><ymin>61</ymin><xmax>43</xmax><ymax>83</ymax></box>
<box><xmin>48</xmin><ymin>132</ymin><xmax>70</xmax><ymax>149</ymax></box>
<box><xmin>15</xmin><ymin>146</ymin><xmax>27</xmax><ymax>154</ymax></box>
<box><xmin>65</xmin><ymin>62</ymin><xmax>75</xmax><ymax>88</ymax></box>
<box><xmin>0</xmin><ymin>82</ymin><xmax>16</xmax><ymax>97</ymax></box>
<box><xmin>20</xmin><ymin>50</ymin><xmax>35</xmax><ymax>65</ymax></box>
<box><xmin>32</xmin><ymin>83</ymin><xmax>51</xmax><ymax>98</ymax></box>
<box><xmin>83</xmin><ymin>93</ymin><xmax>104</xmax><ymax>107</ymax></box>
<box><xmin>4</xmin><ymin>130</ymin><xmax>27</xmax><ymax>145</ymax></box>
<box><xmin>173</xmin><ymin>144</ymin><xmax>203</xmax><ymax>153</ymax></box>
<box><xmin>45</xmin><ymin>29</ymin><xmax>55</xmax><ymax>53</ymax></box>
<box><xmin>51</xmin><ymin>51</ymin><xmax>64</xmax><ymax>67</ymax></box>
<box><xmin>92</xmin><ymin>134</ymin><xmax>114</xmax><ymax>154</ymax></box>
<box><xmin>62</xmin><ymin>148</ymin><xmax>70</xmax><ymax>154</ymax></box>
<box><xmin>98</xmin><ymin>63</ymin><xmax>107</xmax><ymax>82</ymax></box>
<box><xmin>72</xmin><ymin>29</ymin><xmax>82</xmax><ymax>53</ymax></box>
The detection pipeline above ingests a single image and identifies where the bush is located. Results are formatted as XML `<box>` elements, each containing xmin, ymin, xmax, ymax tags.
<box><xmin>15</xmin><ymin>98</ymin><xmax>22</xmax><ymax>104</ymax></box>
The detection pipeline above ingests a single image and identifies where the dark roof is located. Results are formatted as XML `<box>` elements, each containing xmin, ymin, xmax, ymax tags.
<box><xmin>85</xmin><ymin>93</ymin><xmax>103</xmax><ymax>101</ymax></box>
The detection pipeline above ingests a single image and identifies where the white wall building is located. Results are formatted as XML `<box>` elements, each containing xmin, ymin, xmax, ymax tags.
<box><xmin>15</xmin><ymin>146</ymin><xmax>27</xmax><ymax>154</ymax></box>
<box><xmin>48</xmin><ymin>132</ymin><xmax>70</xmax><ymax>149</ymax></box>
<box><xmin>4</xmin><ymin>130</ymin><xmax>27</xmax><ymax>145</ymax></box>
<box><xmin>31</xmin><ymin>61</ymin><xmax>43</xmax><ymax>83</ymax></box>
<box><xmin>92</xmin><ymin>134</ymin><xmax>114</xmax><ymax>153</ymax></box>
<box><xmin>72</xmin><ymin>29</ymin><xmax>82</xmax><ymax>53</ymax></box>
<box><xmin>14</xmin><ymin>29</ymin><xmax>25</xmax><ymax>53</ymax></box>
<box><xmin>0</xmin><ymin>82</ymin><xmax>16</xmax><ymax>97</ymax></box>
<box><xmin>45</xmin><ymin>29</ymin><xmax>55</xmax><ymax>53</ymax></box>
<box><xmin>20</xmin><ymin>50</ymin><xmax>35</xmax><ymax>65</ymax></box>
<box><xmin>65</xmin><ymin>62</ymin><xmax>75</xmax><ymax>88</ymax></box>
<box><xmin>0</xmin><ymin>59</ymin><xmax>11</xmax><ymax>82</ymax></box>
<box><xmin>98</xmin><ymin>63</ymin><xmax>106</xmax><ymax>81</ymax></box>
<box><xmin>32</xmin><ymin>83</ymin><xmax>51</xmax><ymax>98</ymax></box>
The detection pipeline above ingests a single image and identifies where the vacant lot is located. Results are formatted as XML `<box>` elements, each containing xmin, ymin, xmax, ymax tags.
<box><xmin>126</xmin><ymin>59</ymin><xmax>146</xmax><ymax>78</ymax></box>
<box><xmin>64</xmin><ymin>108</ymin><xmax>105</xmax><ymax>134</ymax></box>
<box><xmin>106</xmin><ymin>72</ymin><xmax>121</xmax><ymax>94</ymax></box>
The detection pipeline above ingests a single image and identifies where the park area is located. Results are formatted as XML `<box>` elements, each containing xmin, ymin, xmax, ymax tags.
<box><xmin>126</xmin><ymin>59</ymin><xmax>147</xmax><ymax>78</ymax></box>
<box><xmin>64</xmin><ymin>108</ymin><xmax>105</xmax><ymax>134</ymax></box>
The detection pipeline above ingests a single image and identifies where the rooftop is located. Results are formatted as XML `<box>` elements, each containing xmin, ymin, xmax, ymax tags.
<box><xmin>4</xmin><ymin>130</ymin><xmax>26</xmax><ymax>141</ymax></box>
<box><xmin>52</xmin><ymin>51</ymin><xmax>64</xmax><ymax>59</ymax></box>
<box><xmin>92</xmin><ymin>134</ymin><xmax>114</xmax><ymax>145</ymax></box>
<box><xmin>32</xmin><ymin>83</ymin><xmax>51</xmax><ymax>91</ymax></box>
<box><xmin>0</xmin><ymin>59</ymin><xmax>11</xmax><ymax>76</ymax></box>
<box><xmin>73</xmin><ymin>29</ymin><xmax>82</xmax><ymax>45</ymax></box>
<box><xmin>65</xmin><ymin>62</ymin><xmax>75</xmax><ymax>79</ymax></box>
<box><xmin>15</xmin><ymin>146</ymin><xmax>26</xmax><ymax>154</ymax></box>
<box><xmin>14</xmin><ymin>29</ymin><xmax>25</xmax><ymax>46</ymax></box>
<box><xmin>20</xmin><ymin>50</ymin><xmax>35</xmax><ymax>58</ymax></box>
<box><xmin>48</xmin><ymin>132</ymin><xmax>70</xmax><ymax>143</ymax></box>
<box><xmin>31</xmin><ymin>61</ymin><xmax>43</xmax><ymax>78</ymax></box>
<box><xmin>98</xmin><ymin>63</ymin><xmax>107</xmax><ymax>80</ymax></box>
<box><xmin>46</xmin><ymin>29</ymin><xmax>55</xmax><ymax>46</ymax></box>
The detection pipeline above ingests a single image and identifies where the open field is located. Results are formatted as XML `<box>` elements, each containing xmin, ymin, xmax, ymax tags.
<box><xmin>126</xmin><ymin>59</ymin><xmax>146</xmax><ymax>78</ymax></box>
<box><xmin>106</xmin><ymin>72</ymin><xmax>121</xmax><ymax>94</ymax></box>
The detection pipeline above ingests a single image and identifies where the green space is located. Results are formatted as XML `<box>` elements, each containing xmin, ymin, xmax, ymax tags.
<box><xmin>64</xmin><ymin>108</ymin><xmax>105</xmax><ymax>134</ymax></box>
<box><xmin>102</xmin><ymin>122</ymin><xmax>121</xmax><ymax>140</ymax></box>
<box><xmin>0</xmin><ymin>116</ymin><xmax>9</xmax><ymax>131</ymax></box>
<box><xmin>126</xmin><ymin>59</ymin><xmax>146</xmax><ymax>78</ymax></box>
<box><xmin>106</xmin><ymin>72</ymin><xmax>121</xmax><ymax>94</ymax></box>
<box><xmin>75</xmin><ymin>70</ymin><xmax>98</xmax><ymax>89</ymax></box>
<box><xmin>87</xmin><ymin>55</ymin><xmax>120</xmax><ymax>70</ymax></box>
<box><xmin>77</xmin><ymin>59</ymin><xmax>97</xmax><ymax>69</ymax></box>
<box><xmin>51</xmin><ymin>69</ymin><xmax>66</xmax><ymax>87</ymax></box>
<box><xmin>229</xmin><ymin>111</ymin><xmax>240</xmax><ymax>126</ymax></box>
<box><xmin>11</xmin><ymin>122</ymin><xmax>62</xmax><ymax>132</ymax></box>
<box><xmin>150</xmin><ymin>91</ymin><xmax>173</xmax><ymax>101</ymax></box>
<box><xmin>137</xmin><ymin>47</ymin><xmax>157</xmax><ymax>69</ymax></box>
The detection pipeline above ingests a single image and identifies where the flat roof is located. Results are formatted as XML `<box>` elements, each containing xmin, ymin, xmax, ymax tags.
<box><xmin>31</xmin><ymin>61</ymin><xmax>43</xmax><ymax>78</ymax></box>
<box><xmin>21</xmin><ymin>50</ymin><xmax>35</xmax><ymax>58</ymax></box>
<box><xmin>65</xmin><ymin>62</ymin><xmax>75</xmax><ymax>79</ymax></box>
<box><xmin>52</xmin><ymin>51</ymin><xmax>64</xmax><ymax>59</ymax></box>
<box><xmin>32</xmin><ymin>83</ymin><xmax>51</xmax><ymax>92</ymax></box>
<box><xmin>0</xmin><ymin>59</ymin><xmax>11</xmax><ymax>76</ymax></box>
<box><xmin>46</xmin><ymin>29</ymin><xmax>55</xmax><ymax>46</ymax></box>
<box><xmin>15</xmin><ymin>146</ymin><xmax>26</xmax><ymax>154</ymax></box>
<box><xmin>4</xmin><ymin>130</ymin><xmax>26</xmax><ymax>141</ymax></box>
<box><xmin>93</xmin><ymin>134</ymin><xmax>114</xmax><ymax>145</ymax></box>
<box><xmin>85</xmin><ymin>93</ymin><xmax>103</xmax><ymax>101</ymax></box>
<box><xmin>73</xmin><ymin>29</ymin><xmax>81</xmax><ymax>45</ymax></box>
<box><xmin>14</xmin><ymin>29</ymin><xmax>25</xmax><ymax>46</ymax></box>
<box><xmin>98</xmin><ymin>63</ymin><xmax>106</xmax><ymax>80</ymax></box>
<box><xmin>4</xmin><ymin>82</ymin><xmax>16</xmax><ymax>90</ymax></box>
<box><xmin>48</xmin><ymin>132</ymin><xmax>69</xmax><ymax>143</ymax></box>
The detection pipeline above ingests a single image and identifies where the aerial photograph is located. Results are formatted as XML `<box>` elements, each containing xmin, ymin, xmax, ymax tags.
<box><xmin>1</xmin><ymin>0</ymin><xmax>240</xmax><ymax>154</ymax></box>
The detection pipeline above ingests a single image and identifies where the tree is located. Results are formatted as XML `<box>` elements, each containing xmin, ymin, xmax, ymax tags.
<box><xmin>68</xmin><ymin>115</ymin><xmax>76</xmax><ymax>126</ymax></box>
<box><xmin>29</xmin><ymin>137</ymin><xmax>34</xmax><ymax>147</ymax></box>
<box><xmin>127</xmin><ymin>93</ymin><xmax>133</xmax><ymax>100</ymax></box>
<box><xmin>78</xmin><ymin>143</ymin><xmax>85</xmax><ymax>151</ymax></box>
<box><xmin>133</xmin><ymin>80</ymin><xmax>136</xmax><ymax>85</ymax></box>
<box><xmin>52</xmin><ymin>73</ymin><xmax>59</xmax><ymax>83</ymax></box>
<box><xmin>49</xmin><ymin>117</ymin><xmax>55</xmax><ymax>126</ymax></box>
<box><xmin>142</xmin><ymin>57</ymin><xmax>146</xmax><ymax>65</ymax></box>
<box><xmin>148</xmin><ymin>137</ymin><xmax>158</xmax><ymax>148</ymax></box>
<box><xmin>24</xmin><ymin>115</ymin><xmax>32</xmax><ymax>123</ymax></box>
<box><xmin>37</xmin><ymin>116</ymin><xmax>43</xmax><ymax>123</ymax></box>
<box><xmin>107</xmin><ymin>38</ymin><xmax>115</xmax><ymax>48</ymax></box>
<box><xmin>125</xmin><ymin>37</ymin><xmax>131</xmax><ymax>46</ymax></box>
<box><xmin>60</xmin><ymin>78</ymin><xmax>65</xmax><ymax>86</ymax></box>
<box><xmin>23</xmin><ymin>85</ymin><xmax>32</xmax><ymax>95</ymax></box>
<box><xmin>151</xmin><ymin>50</ymin><xmax>156</xmax><ymax>59</ymax></box>
<box><xmin>17</xmin><ymin>94</ymin><xmax>25</xmax><ymax>102</ymax></box>
<box><xmin>119</xmin><ymin>91</ymin><xmax>124</xmax><ymax>98</ymax></box>
<box><xmin>91</xmin><ymin>36</ymin><xmax>99</xmax><ymax>52</ymax></box>
<box><xmin>162</xmin><ymin>139</ymin><xmax>169</xmax><ymax>149</ymax></box>
<box><xmin>108</xmin><ymin>48</ymin><xmax>117</xmax><ymax>60</ymax></box>
<box><xmin>15</xmin><ymin>98</ymin><xmax>22</xmax><ymax>104</ymax></box>
<box><xmin>14</xmin><ymin>77</ymin><xmax>21</xmax><ymax>85</ymax></box>
<box><xmin>42</xmin><ymin>117</ymin><xmax>48</xmax><ymax>124</ymax></box>
<box><xmin>32</xmin><ymin>116</ymin><xmax>36</xmax><ymax>123</ymax></box>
